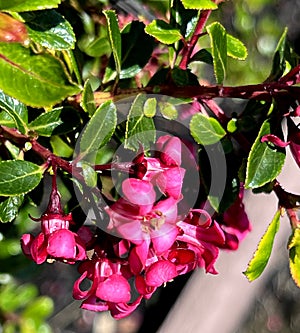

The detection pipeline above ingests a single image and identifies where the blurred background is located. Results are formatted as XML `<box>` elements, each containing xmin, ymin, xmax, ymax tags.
<box><xmin>1</xmin><ymin>0</ymin><xmax>300</xmax><ymax>332</ymax></box>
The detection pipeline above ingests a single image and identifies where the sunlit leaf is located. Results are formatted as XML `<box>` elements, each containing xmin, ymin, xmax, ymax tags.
<box><xmin>244</xmin><ymin>210</ymin><xmax>281</xmax><ymax>281</ymax></box>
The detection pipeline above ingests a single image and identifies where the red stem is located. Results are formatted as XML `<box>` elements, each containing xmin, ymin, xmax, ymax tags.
<box><xmin>179</xmin><ymin>9</ymin><xmax>212</xmax><ymax>70</ymax></box>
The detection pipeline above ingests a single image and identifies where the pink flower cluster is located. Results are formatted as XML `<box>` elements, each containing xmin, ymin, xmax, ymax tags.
<box><xmin>20</xmin><ymin>135</ymin><xmax>251</xmax><ymax>319</ymax></box>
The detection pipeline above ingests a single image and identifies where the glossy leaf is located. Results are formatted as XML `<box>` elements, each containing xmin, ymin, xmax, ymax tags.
<box><xmin>125</xmin><ymin>94</ymin><xmax>156</xmax><ymax>151</ymax></box>
<box><xmin>0</xmin><ymin>90</ymin><xmax>28</xmax><ymax>134</ymax></box>
<box><xmin>22</xmin><ymin>10</ymin><xmax>76</xmax><ymax>50</ymax></box>
<box><xmin>0</xmin><ymin>160</ymin><xmax>43</xmax><ymax>196</ymax></box>
<box><xmin>0</xmin><ymin>0</ymin><xmax>61</xmax><ymax>11</ymax></box>
<box><xmin>145</xmin><ymin>19</ymin><xmax>182</xmax><ymax>45</ymax></box>
<box><xmin>288</xmin><ymin>228</ymin><xmax>300</xmax><ymax>287</ymax></box>
<box><xmin>245</xmin><ymin>120</ymin><xmax>286</xmax><ymax>189</ymax></box>
<box><xmin>0</xmin><ymin>43</ymin><xmax>80</xmax><ymax>108</ymax></box>
<box><xmin>190</xmin><ymin>113</ymin><xmax>226</xmax><ymax>145</ymax></box>
<box><xmin>181</xmin><ymin>0</ymin><xmax>217</xmax><ymax>10</ymax></box>
<box><xmin>227</xmin><ymin>34</ymin><xmax>247</xmax><ymax>60</ymax></box>
<box><xmin>79</xmin><ymin>101</ymin><xmax>117</xmax><ymax>157</ymax></box>
<box><xmin>244</xmin><ymin>210</ymin><xmax>280</xmax><ymax>281</ymax></box>
<box><xmin>0</xmin><ymin>195</ymin><xmax>24</xmax><ymax>223</ymax></box>
<box><xmin>28</xmin><ymin>108</ymin><xmax>62</xmax><ymax>137</ymax></box>
<box><xmin>207</xmin><ymin>22</ymin><xmax>227</xmax><ymax>84</ymax></box>
<box><xmin>104</xmin><ymin>10</ymin><xmax>121</xmax><ymax>76</ymax></box>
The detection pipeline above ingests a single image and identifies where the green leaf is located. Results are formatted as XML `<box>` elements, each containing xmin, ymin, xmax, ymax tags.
<box><xmin>0</xmin><ymin>195</ymin><xmax>24</xmax><ymax>223</ymax></box>
<box><xmin>80</xmin><ymin>162</ymin><xmax>97</xmax><ymax>188</ymax></box>
<box><xmin>103</xmin><ymin>10</ymin><xmax>121</xmax><ymax>76</ymax></box>
<box><xmin>207</xmin><ymin>22</ymin><xmax>227</xmax><ymax>84</ymax></box>
<box><xmin>0</xmin><ymin>0</ymin><xmax>61</xmax><ymax>12</ymax></box>
<box><xmin>145</xmin><ymin>20</ymin><xmax>182</xmax><ymax>45</ymax></box>
<box><xmin>0</xmin><ymin>90</ymin><xmax>28</xmax><ymax>134</ymax></box>
<box><xmin>288</xmin><ymin>228</ymin><xmax>300</xmax><ymax>287</ymax></box>
<box><xmin>83</xmin><ymin>37</ymin><xmax>111</xmax><ymax>58</ymax></box>
<box><xmin>0</xmin><ymin>160</ymin><xmax>43</xmax><ymax>196</ymax></box>
<box><xmin>159</xmin><ymin>102</ymin><xmax>178</xmax><ymax>120</ymax></box>
<box><xmin>50</xmin><ymin>135</ymin><xmax>73</xmax><ymax>158</ymax></box>
<box><xmin>28</xmin><ymin>108</ymin><xmax>62</xmax><ymax>137</ymax></box>
<box><xmin>79</xmin><ymin>101</ymin><xmax>117</xmax><ymax>157</ymax></box>
<box><xmin>0</xmin><ymin>43</ymin><xmax>80</xmax><ymax>108</ymax></box>
<box><xmin>227</xmin><ymin>34</ymin><xmax>248</xmax><ymax>60</ymax></box>
<box><xmin>81</xmin><ymin>80</ymin><xmax>96</xmax><ymax>116</ymax></box>
<box><xmin>190</xmin><ymin>49</ymin><xmax>213</xmax><ymax>65</ymax></box>
<box><xmin>266</xmin><ymin>28</ymin><xmax>288</xmax><ymax>82</ymax></box>
<box><xmin>120</xmin><ymin>21</ymin><xmax>155</xmax><ymax>79</ymax></box>
<box><xmin>143</xmin><ymin>98</ymin><xmax>157</xmax><ymax>118</ymax></box>
<box><xmin>190</xmin><ymin>113</ymin><xmax>226</xmax><ymax>145</ymax></box>
<box><xmin>244</xmin><ymin>210</ymin><xmax>281</xmax><ymax>281</ymax></box>
<box><xmin>22</xmin><ymin>10</ymin><xmax>76</xmax><ymax>50</ymax></box>
<box><xmin>125</xmin><ymin>94</ymin><xmax>156</xmax><ymax>151</ymax></box>
<box><xmin>181</xmin><ymin>0</ymin><xmax>217</xmax><ymax>10</ymax></box>
<box><xmin>245</xmin><ymin>120</ymin><xmax>286</xmax><ymax>189</ymax></box>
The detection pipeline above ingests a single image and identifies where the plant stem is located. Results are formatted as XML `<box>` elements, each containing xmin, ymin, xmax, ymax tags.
<box><xmin>179</xmin><ymin>9</ymin><xmax>212</xmax><ymax>69</ymax></box>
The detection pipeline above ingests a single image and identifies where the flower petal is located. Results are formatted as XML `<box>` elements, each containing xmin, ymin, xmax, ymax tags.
<box><xmin>145</xmin><ymin>260</ymin><xmax>177</xmax><ymax>287</ymax></box>
<box><xmin>47</xmin><ymin>229</ymin><xmax>76</xmax><ymax>259</ymax></box>
<box><xmin>122</xmin><ymin>178</ymin><xmax>156</xmax><ymax>206</ymax></box>
<box><xmin>96</xmin><ymin>274</ymin><xmax>131</xmax><ymax>303</ymax></box>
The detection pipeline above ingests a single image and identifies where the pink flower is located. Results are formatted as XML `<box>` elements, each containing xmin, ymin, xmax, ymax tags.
<box><xmin>287</xmin><ymin>117</ymin><xmax>300</xmax><ymax>168</ymax></box>
<box><xmin>20</xmin><ymin>182</ymin><xmax>87</xmax><ymax>264</ymax></box>
<box><xmin>73</xmin><ymin>257</ymin><xmax>142</xmax><ymax>319</ymax></box>
<box><xmin>176</xmin><ymin>209</ymin><xmax>225</xmax><ymax>274</ymax></box>
<box><xmin>106</xmin><ymin>178</ymin><xmax>179</xmax><ymax>272</ymax></box>
<box><xmin>133</xmin><ymin>135</ymin><xmax>185</xmax><ymax>200</ymax></box>
<box><xmin>219</xmin><ymin>187</ymin><xmax>251</xmax><ymax>250</ymax></box>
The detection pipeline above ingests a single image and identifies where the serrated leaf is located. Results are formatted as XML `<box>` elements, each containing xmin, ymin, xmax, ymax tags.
<box><xmin>145</xmin><ymin>20</ymin><xmax>182</xmax><ymax>45</ymax></box>
<box><xmin>0</xmin><ymin>43</ymin><xmax>80</xmax><ymax>108</ymax></box>
<box><xmin>288</xmin><ymin>228</ymin><xmax>300</xmax><ymax>287</ymax></box>
<box><xmin>227</xmin><ymin>34</ymin><xmax>247</xmax><ymax>60</ymax></box>
<box><xmin>104</xmin><ymin>10</ymin><xmax>121</xmax><ymax>76</ymax></box>
<box><xmin>80</xmin><ymin>101</ymin><xmax>117</xmax><ymax>157</ymax></box>
<box><xmin>125</xmin><ymin>94</ymin><xmax>156</xmax><ymax>151</ymax></box>
<box><xmin>81</xmin><ymin>80</ymin><xmax>96</xmax><ymax>116</ymax></box>
<box><xmin>28</xmin><ymin>108</ymin><xmax>62</xmax><ymax>137</ymax></box>
<box><xmin>190</xmin><ymin>113</ymin><xmax>226</xmax><ymax>145</ymax></box>
<box><xmin>244</xmin><ymin>210</ymin><xmax>281</xmax><ymax>281</ymax></box>
<box><xmin>181</xmin><ymin>0</ymin><xmax>217</xmax><ymax>10</ymax></box>
<box><xmin>0</xmin><ymin>195</ymin><xmax>24</xmax><ymax>223</ymax></box>
<box><xmin>0</xmin><ymin>0</ymin><xmax>61</xmax><ymax>12</ymax></box>
<box><xmin>207</xmin><ymin>22</ymin><xmax>227</xmax><ymax>84</ymax></box>
<box><xmin>245</xmin><ymin>120</ymin><xmax>286</xmax><ymax>189</ymax></box>
<box><xmin>0</xmin><ymin>90</ymin><xmax>28</xmax><ymax>134</ymax></box>
<box><xmin>0</xmin><ymin>160</ymin><xmax>43</xmax><ymax>196</ymax></box>
<box><xmin>22</xmin><ymin>10</ymin><xmax>76</xmax><ymax>50</ymax></box>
